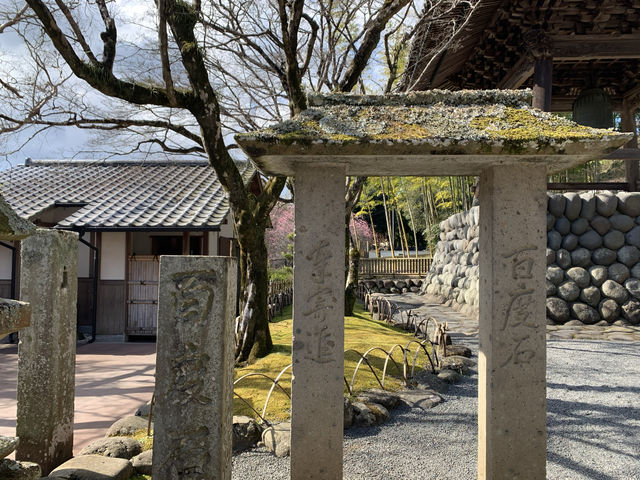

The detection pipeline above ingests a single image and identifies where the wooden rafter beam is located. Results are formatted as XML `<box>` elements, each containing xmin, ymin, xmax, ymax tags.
<box><xmin>551</xmin><ymin>34</ymin><xmax>640</xmax><ymax>61</ymax></box>
<box><xmin>497</xmin><ymin>56</ymin><xmax>534</xmax><ymax>89</ymax></box>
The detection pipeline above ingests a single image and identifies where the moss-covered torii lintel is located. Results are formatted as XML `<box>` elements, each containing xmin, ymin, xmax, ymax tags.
<box><xmin>236</xmin><ymin>89</ymin><xmax>632</xmax><ymax>177</ymax></box>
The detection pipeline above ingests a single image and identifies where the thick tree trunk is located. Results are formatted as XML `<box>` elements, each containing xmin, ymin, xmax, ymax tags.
<box><xmin>234</xmin><ymin>223</ymin><xmax>273</xmax><ymax>364</ymax></box>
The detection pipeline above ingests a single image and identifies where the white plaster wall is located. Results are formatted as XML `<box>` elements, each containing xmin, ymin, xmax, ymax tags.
<box><xmin>0</xmin><ymin>243</ymin><xmax>13</xmax><ymax>279</ymax></box>
<box><xmin>220</xmin><ymin>212</ymin><xmax>235</xmax><ymax>238</ymax></box>
<box><xmin>101</xmin><ymin>232</ymin><xmax>126</xmax><ymax>280</ymax></box>
<box><xmin>208</xmin><ymin>231</ymin><xmax>219</xmax><ymax>256</ymax></box>
<box><xmin>78</xmin><ymin>233</ymin><xmax>91</xmax><ymax>278</ymax></box>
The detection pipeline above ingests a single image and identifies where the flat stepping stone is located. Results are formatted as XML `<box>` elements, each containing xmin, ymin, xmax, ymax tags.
<box><xmin>78</xmin><ymin>437</ymin><xmax>142</xmax><ymax>460</ymax></box>
<box><xmin>48</xmin><ymin>455</ymin><xmax>133</xmax><ymax>480</ymax></box>
<box><xmin>356</xmin><ymin>389</ymin><xmax>401</xmax><ymax>410</ymax></box>
<box><xmin>397</xmin><ymin>388</ymin><xmax>443</xmax><ymax>410</ymax></box>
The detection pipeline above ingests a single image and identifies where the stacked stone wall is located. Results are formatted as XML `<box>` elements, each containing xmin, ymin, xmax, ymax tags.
<box><xmin>422</xmin><ymin>192</ymin><xmax>640</xmax><ymax>325</ymax></box>
<box><xmin>423</xmin><ymin>206</ymin><xmax>480</xmax><ymax>318</ymax></box>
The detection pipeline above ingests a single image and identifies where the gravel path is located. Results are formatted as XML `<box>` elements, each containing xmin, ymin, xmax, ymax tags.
<box><xmin>232</xmin><ymin>339</ymin><xmax>640</xmax><ymax>479</ymax></box>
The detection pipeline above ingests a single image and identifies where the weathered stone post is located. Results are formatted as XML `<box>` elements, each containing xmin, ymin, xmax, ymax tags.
<box><xmin>478</xmin><ymin>164</ymin><xmax>547</xmax><ymax>479</ymax></box>
<box><xmin>153</xmin><ymin>256</ymin><xmax>237</xmax><ymax>480</ymax></box>
<box><xmin>291</xmin><ymin>164</ymin><xmax>346</xmax><ymax>479</ymax></box>
<box><xmin>16</xmin><ymin>229</ymin><xmax>78</xmax><ymax>476</ymax></box>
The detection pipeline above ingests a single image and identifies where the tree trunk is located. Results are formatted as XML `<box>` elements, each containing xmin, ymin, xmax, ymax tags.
<box><xmin>234</xmin><ymin>222</ymin><xmax>273</xmax><ymax>364</ymax></box>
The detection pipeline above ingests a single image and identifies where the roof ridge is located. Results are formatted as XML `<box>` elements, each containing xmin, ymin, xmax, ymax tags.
<box><xmin>24</xmin><ymin>158</ymin><xmax>212</xmax><ymax>167</ymax></box>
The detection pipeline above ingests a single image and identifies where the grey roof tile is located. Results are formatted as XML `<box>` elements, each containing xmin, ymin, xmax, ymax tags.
<box><xmin>0</xmin><ymin>159</ymin><xmax>255</xmax><ymax>230</ymax></box>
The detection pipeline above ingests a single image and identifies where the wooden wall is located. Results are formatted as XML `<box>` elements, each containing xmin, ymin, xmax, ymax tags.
<box><xmin>96</xmin><ymin>280</ymin><xmax>126</xmax><ymax>335</ymax></box>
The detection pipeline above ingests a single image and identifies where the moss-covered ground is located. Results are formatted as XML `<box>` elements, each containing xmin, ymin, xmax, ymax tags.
<box><xmin>233</xmin><ymin>302</ymin><xmax>432</xmax><ymax>422</ymax></box>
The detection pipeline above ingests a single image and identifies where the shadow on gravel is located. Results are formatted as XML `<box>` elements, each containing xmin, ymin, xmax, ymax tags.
<box><xmin>547</xmin><ymin>451</ymin><xmax>620</xmax><ymax>480</ymax></box>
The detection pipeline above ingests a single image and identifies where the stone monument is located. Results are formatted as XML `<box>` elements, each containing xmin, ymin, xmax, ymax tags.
<box><xmin>153</xmin><ymin>256</ymin><xmax>237</xmax><ymax>480</ymax></box>
<box><xmin>16</xmin><ymin>228</ymin><xmax>78</xmax><ymax>476</ymax></box>
<box><xmin>235</xmin><ymin>90</ymin><xmax>631</xmax><ymax>480</ymax></box>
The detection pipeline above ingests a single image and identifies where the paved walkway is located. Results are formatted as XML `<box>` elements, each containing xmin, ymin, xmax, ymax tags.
<box><xmin>0</xmin><ymin>342</ymin><xmax>155</xmax><ymax>455</ymax></box>
<box><xmin>380</xmin><ymin>292</ymin><xmax>640</xmax><ymax>342</ymax></box>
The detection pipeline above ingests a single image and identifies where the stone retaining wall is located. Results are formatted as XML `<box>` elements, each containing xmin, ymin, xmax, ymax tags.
<box><xmin>422</xmin><ymin>192</ymin><xmax>640</xmax><ymax>326</ymax></box>
<box><xmin>361</xmin><ymin>278</ymin><xmax>423</xmax><ymax>295</ymax></box>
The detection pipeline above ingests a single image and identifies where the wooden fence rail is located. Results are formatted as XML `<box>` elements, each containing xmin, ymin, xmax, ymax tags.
<box><xmin>358</xmin><ymin>257</ymin><xmax>432</xmax><ymax>277</ymax></box>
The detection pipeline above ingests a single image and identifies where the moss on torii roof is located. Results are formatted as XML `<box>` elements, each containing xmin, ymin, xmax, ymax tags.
<box><xmin>235</xmin><ymin>89</ymin><xmax>632</xmax><ymax>177</ymax></box>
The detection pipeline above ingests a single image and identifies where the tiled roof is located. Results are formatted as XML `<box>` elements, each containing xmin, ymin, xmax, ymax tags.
<box><xmin>0</xmin><ymin>159</ymin><xmax>255</xmax><ymax>231</ymax></box>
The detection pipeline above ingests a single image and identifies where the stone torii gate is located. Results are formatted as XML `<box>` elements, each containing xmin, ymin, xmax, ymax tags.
<box><xmin>236</xmin><ymin>90</ymin><xmax>630</xmax><ymax>480</ymax></box>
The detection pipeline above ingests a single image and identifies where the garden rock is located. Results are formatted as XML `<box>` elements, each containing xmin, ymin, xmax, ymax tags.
<box><xmin>439</xmin><ymin>355</ymin><xmax>475</xmax><ymax>374</ymax></box>
<box><xmin>580</xmin><ymin>193</ymin><xmax>596</xmax><ymax>219</ymax></box>
<box><xmin>134</xmin><ymin>400</ymin><xmax>152</xmax><ymax>418</ymax></box>
<box><xmin>570</xmin><ymin>248</ymin><xmax>591</xmax><ymax>268</ymax></box>
<box><xmin>592</xmin><ymin>248</ymin><xmax>617</xmax><ymax>266</ymax></box>
<box><xmin>590</xmin><ymin>216</ymin><xmax>611</xmax><ymax>235</ymax></box>
<box><xmin>601</xmin><ymin>280</ymin><xmax>629</xmax><ymax>304</ymax></box>
<box><xmin>351</xmin><ymin>402</ymin><xmax>378</xmax><ymax>427</ymax></box>
<box><xmin>233</xmin><ymin>415</ymin><xmax>262</xmax><ymax>453</ymax></box>
<box><xmin>547</xmin><ymin>214</ymin><xmax>555</xmax><ymax>231</ymax></box>
<box><xmin>78</xmin><ymin>436</ymin><xmax>142</xmax><ymax>460</ymax></box>
<box><xmin>0</xmin><ymin>436</ymin><xmax>18</xmax><ymax>459</ymax></box>
<box><xmin>262</xmin><ymin>422</ymin><xmax>291</xmax><ymax>457</ymax></box>
<box><xmin>570</xmin><ymin>303</ymin><xmax>599</xmax><ymax>325</ymax></box>
<box><xmin>603</xmin><ymin>230</ymin><xmax>625</xmax><ymax>250</ymax></box>
<box><xmin>106</xmin><ymin>416</ymin><xmax>150</xmax><ymax>437</ymax></box>
<box><xmin>617</xmin><ymin>192</ymin><xmax>640</xmax><ymax>216</ymax></box>
<box><xmin>344</xmin><ymin>397</ymin><xmax>354</xmax><ymax>430</ymax></box>
<box><xmin>546</xmin><ymin>297</ymin><xmax>570</xmax><ymax>323</ymax></box>
<box><xmin>589</xmin><ymin>266</ymin><xmax>608</xmax><ymax>287</ymax></box>
<box><xmin>596</xmin><ymin>193</ymin><xmax>617</xmax><ymax>217</ymax></box>
<box><xmin>579</xmin><ymin>230</ymin><xmax>602</xmax><ymax>250</ymax></box>
<box><xmin>570</xmin><ymin>218</ymin><xmax>590</xmax><ymax>235</ymax></box>
<box><xmin>617</xmin><ymin>245</ymin><xmax>640</xmax><ymax>266</ymax></box>
<box><xmin>547</xmin><ymin>231</ymin><xmax>562</xmax><ymax>250</ymax></box>
<box><xmin>599</xmin><ymin>299</ymin><xmax>620</xmax><ymax>323</ymax></box>
<box><xmin>356</xmin><ymin>389</ymin><xmax>400</xmax><ymax>410</ymax></box>
<box><xmin>621</xmin><ymin>299</ymin><xmax>640</xmax><ymax>325</ymax></box>
<box><xmin>546</xmin><ymin>280</ymin><xmax>557</xmax><ymax>296</ymax></box>
<box><xmin>0</xmin><ymin>459</ymin><xmax>40</xmax><ymax>480</ymax></box>
<box><xmin>561</xmin><ymin>234</ymin><xmax>578</xmax><ymax>251</ymax></box>
<box><xmin>546</xmin><ymin>266</ymin><xmax>565</xmax><ymax>285</ymax></box>
<box><xmin>445</xmin><ymin>344</ymin><xmax>472</xmax><ymax>358</ymax></box>
<box><xmin>632</xmin><ymin>264</ymin><xmax>640</xmax><ymax>279</ymax></box>
<box><xmin>366</xmin><ymin>403</ymin><xmax>390</xmax><ymax>424</ymax></box>
<box><xmin>564</xmin><ymin>192</ymin><xmax>582</xmax><ymax>220</ymax></box>
<box><xmin>579</xmin><ymin>286</ymin><xmax>601</xmax><ymax>308</ymax></box>
<box><xmin>624</xmin><ymin>278</ymin><xmax>640</xmax><ymax>299</ymax></box>
<box><xmin>557</xmin><ymin>281</ymin><xmax>580</xmax><ymax>302</ymax></box>
<box><xmin>566</xmin><ymin>267</ymin><xmax>589</xmax><ymax>288</ymax></box>
<box><xmin>625</xmin><ymin>226</ymin><xmax>640</xmax><ymax>247</ymax></box>
<box><xmin>554</xmin><ymin>217</ymin><xmax>570</xmax><ymax>235</ymax></box>
<box><xmin>556</xmin><ymin>249</ymin><xmax>571</xmax><ymax>269</ymax></box>
<box><xmin>546</xmin><ymin>248</ymin><xmax>556</xmax><ymax>265</ymax></box>
<box><xmin>609</xmin><ymin>214</ymin><xmax>634</xmax><ymax>232</ymax></box>
<box><xmin>397</xmin><ymin>388</ymin><xmax>443</xmax><ymax>410</ymax></box>
<box><xmin>48</xmin><ymin>455</ymin><xmax>133</xmax><ymax>480</ymax></box>
<box><xmin>608</xmin><ymin>263</ymin><xmax>630</xmax><ymax>284</ymax></box>
<box><xmin>131</xmin><ymin>449</ymin><xmax>153</xmax><ymax>475</ymax></box>
<box><xmin>437</xmin><ymin>369</ymin><xmax>462</xmax><ymax>384</ymax></box>
<box><xmin>548</xmin><ymin>194</ymin><xmax>565</xmax><ymax>217</ymax></box>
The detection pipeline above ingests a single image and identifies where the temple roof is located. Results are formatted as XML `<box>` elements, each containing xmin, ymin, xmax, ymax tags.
<box><xmin>235</xmin><ymin>90</ymin><xmax>631</xmax><ymax>177</ymax></box>
<box><xmin>401</xmin><ymin>1</ymin><xmax>640</xmax><ymax>110</ymax></box>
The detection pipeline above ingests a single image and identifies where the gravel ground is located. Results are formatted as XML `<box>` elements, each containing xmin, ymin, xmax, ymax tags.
<box><xmin>232</xmin><ymin>339</ymin><xmax>640</xmax><ymax>479</ymax></box>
